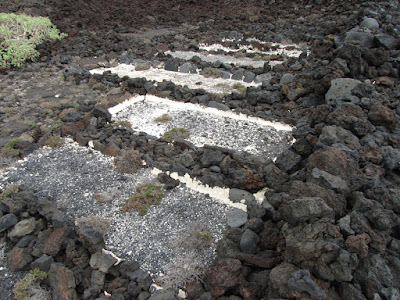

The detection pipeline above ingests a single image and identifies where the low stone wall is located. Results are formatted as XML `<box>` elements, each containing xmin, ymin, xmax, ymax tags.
<box><xmin>1</xmin><ymin>188</ymin><xmax>177</xmax><ymax>300</ymax></box>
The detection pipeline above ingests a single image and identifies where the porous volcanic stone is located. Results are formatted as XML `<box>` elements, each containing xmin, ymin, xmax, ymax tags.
<box><xmin>227</xmin><ymin>208</ymin><xmax>248</xmax><ymax>228</ymax></box>
<box><xmin>7</xmin><ymin>246</ymin><xmax>33</xmax><ymax>271</ymax></box>
<box><xmin>281</xmin><ymin>197</ymin><xmax>335</xmax><ymax>225</ymax></box>
<box><xmin>239</xmin><ymin>229</ymin><xmax>260</xmax><ymax>254</ymax></box>
<box><xmin>48</xmin><ymin>263</ymin><xmax>77</xmax><ymax>300</ymax></box>
<box><xmin>0</xmin><ymin>213</ymin><xmax>18</xmax><ymax>233</ymax></box>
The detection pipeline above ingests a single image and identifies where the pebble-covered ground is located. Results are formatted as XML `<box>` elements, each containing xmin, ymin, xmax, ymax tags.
<box><xmin>0</xmin><ymin>140</ymin><xmax>229</xmax><ymax>277</ymax></box>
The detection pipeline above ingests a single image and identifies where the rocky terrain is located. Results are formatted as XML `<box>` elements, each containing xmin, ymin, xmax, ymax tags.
<box><xmin>1</xmin><ymin>0</ymin><xmax>400</xmax><ymax>299</ymax></box>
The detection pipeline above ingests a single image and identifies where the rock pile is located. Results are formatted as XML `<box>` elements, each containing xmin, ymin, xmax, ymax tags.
<box><xmin>1</xmin><ymin>0</ymin><xmax>400</xmax><ymax>299</ymax></box>
<box><xmin>0</xmin><ymin>187</ymin><xmax>180</xmax><ymax>300</ymax></box>
<box><xmin>59</xmin><ymin>12</ymin><xmax>400</xmax><ymax>300</ymax></box>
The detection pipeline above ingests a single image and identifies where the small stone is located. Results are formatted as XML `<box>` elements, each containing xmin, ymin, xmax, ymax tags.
<box><xmin>375</xmin><ymin>34</ymin><xmax>400</xmax><ymax>50</ymax></box>
<box><xmin>229</xmin><ymin>188</ymin><xmax>255</xmax><ymax>203</ymax></box>
<box><xmin>205</xmin><ymin>258</ymin><xmax>244</xmax><ymax>299</ymax></box>
<box><xmin>288</xmin><ymin>269</ymin><xmax>327</xmax><ymax>300</ymax></box>
<box><xmin>77</xmin><ymin>227</ymin><xmax>105</xmax><ymax>254</ymax></box>
<box><xmin>344</xmin><ymin>30</ymin><xmax>375</xmax><ymax>48</ymax></box>
<box><xmin>270</xmin><ymin>263</ymin><xmax>300</xmax><ymax>299</ymax></box>
<box><xmin>138</xmin><ymin>292</ymin><xmax>151</xmax><ymax>300</ymax></box>
<box><xmin>102</xmin><ymin>142</ymin><xmax>121</xmax><ymax>157</ymax></box>
<box><xmin>264</xmin><ymin>163</ymin><xmax>289</xmax><ymax>189</ymax></box>
<box><xmin>311</xmin><ymin>168</ymin><xmax>349</xmax><ymax>194</ymax></box>
<box><xmin>360</xmin><ymin>18</ymin><xmax>379</xmax><ymax>30</ymax></box>
<box><xmin>207</xmin><ymin>101</ymin><xmax>230</xmax><ymax>111</ymax></box>
<box><xmin>368</xmin><ymin>102</ymin><xmax>396</xmax><ymax>130</ymax></box>
<box><xmin>226</xmin><ymin>208</ymin><xmax>248</xmax><ymax>228</ymax></box>
<box><xmin>118</xmin><ymin>260</ymin><xmax>140</xmax><ymax>278</ymax></box>
<box><xmin>42</xmin><ymin>227</ymin><xmax>69</xmax><ymax>257</ymax></box>
<box><xmin>148</xmin><ymin>290</ymin><xmax>176</xmax><ymax>300</ymax></box>
<box><xmin>157</xmin><ymin>173</ymin><xmax>180</xmax><ymax>190</ymax></box>
<box><xmin>90</xmin><ymin>250</ymin><xmax>118</xmax><ymax>273</ymax></box>
<box><xmin>200</xmin><ymin>149</ymin><xmax>225</xmax><ymax>167</ymax></box>
<box><xmin>164</xmin><ymin>59</ymin><xmax>180</xmax><ymax>72</ymax></box>
<box><xmin>49</xmin><ymin>263</ymin><xmax>77</xmax><ymax>300</ymax></box>
<box><xmin>325</xmin><ymin>78</ymin><xmax>362</xmax><ymax>104</ymax></box>
<box><xmin>243</xmin><ymin>71</ymin><xmax>255</xmax><ymax>83</ymax></box>
<box><xmin>128</xmin><ymin>282</ymin><xmax>141</xmax><ymax>297</ymax></box>
<box><xmin>90</xmin><ymin>106</ymin><xmax>112</xmax><ymax>123</ymax></box>
<box><xmin>30</xmin><ymin>254</ymin><xmax>54</xmax><ymax>272</ymax></box>
<box><xmin>280</xmin><ymin>73</ymin><xmax>294</xmax><ymax>85</ymax></box>
<box><xmin>239</xmin><ymin>229</ymin><xmax>260</xmax><ymax>254</ymax></box>
<box><xmin>0</xmin><ymin>213</ymin><xmax>18</xmax><ymax>233</ymax></box>
<box><xmin>91</xmin><ymin>269</ymin><xmax>105</xmax><ymax>289</ymax></box>
<box><xmin>179</xmin><ymin>62</ymin><xmax>197</xmax><ymax>74</ymax></box>
<box><xmin>345</xmin><ymin>234</ymin><xmax>370</xmax><ymax>258</ymax></box>
<box><xmin>209</xmin><ymin>166</ymin><xmax>221</xmax><ymax>173</ymax></box>
<box><xmin>8</xmin><ymin>217</ymin><xmax>36</xmax><ymax>240</ymax></box>
<box><xmin>236</xmin><ymin>253</ymin><xmax>281</xmax><ymax>269</ymax></box>
<box><xmin>275</xmin><ymin>149</ymin><xmax>301</xmax><ymax>173</ymax></box>
<box><xmin>7</xmin><ymin>246</ymin><xmax>33</xmax><ymax>271</ymax></box>
<box><xmin>232</xmin><ymin>69</ymin><xmax>245</xmax><ymax>80</ymax></box>
<box><xmin>281</xmin><ymin>197</ymin><xmax>335</xmax><ymax>225</ymax></box>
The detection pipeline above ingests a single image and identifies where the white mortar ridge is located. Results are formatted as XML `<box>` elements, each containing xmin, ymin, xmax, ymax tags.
<box><xmin>198</xmin><ymin>43</ymin><xmax>304</xmax><ymax>57</ymax></box>
<box><xmin>151</xmin><ymin>168</ymin><xmax>247</xmax><ymax>211</ymax></box>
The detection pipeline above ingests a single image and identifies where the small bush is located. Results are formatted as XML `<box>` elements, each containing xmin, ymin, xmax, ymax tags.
<box><xmin>0</xmin><ymin>184</ymin><xmax>19</xmax><ymax>200</ymax></box>
<box><xmin>113</xmin><ymin>120</ymin><xmax>132</xmax><ymax>128</ymax></box>
<box><xmin>45</xmin><ymin>135</ymin><xmax>64</xmax><ymax>148</ymax></box>
<box><xmin>193</xmin><ymin>230</ymin><xmax>213</xmax><ymax>242</ymax></box>
<box><xmin>121</xmin><ymin>183</ymin><xmax>165</xmax><ymax>216</ymax></box>
<box><xmin>158</xmin><ymin>250</ymin><xmax>205</xmax><ymax>290</ymax></box>
<box><xmin>13</xmin><ymin>268</ymin><xmax>48</xmax><ymax>300</ymax></box>
<box><xmin>114</xmin><ymin>148</ymin><xmax>143</xmax><ymax>174</ymax></box>
<box><xmin>1</xmin><ymin>138</ymin><xmax>21</xmax><ymax>158</ymax></box>
<box><xmin>159</xmin><ymin>223</ymin><xmax>214</xmax><ymax>290</ymax></box>
<box><xmin>233</xmin><ymin>82</ymin><xmax>247</xmax><ymax>95</ymax></box>
<box><xmin>163</xmin><ymin>127</ymin><xmax>190</xmax><ymax>142</ymax></box>
<box><xmin>0</xmin><ymin>13</ymin><xmax>67</xmax><ymax>68</ymax></box>
<box><xmin>135</xmin><ymin>63</ymin><xmax>151</xmax><ymax>71</ymax></box>
<box><xmin>154</xmin><ymin>114</ymin><xmax>172</xmax><ymax>123</ymax></box>
<box><xmin>76</xmin><ymin>215</ymin><xmax>111</xmax><ymax>237</ymax></box>
<box><xmin>215</xmin><ymin>83</ymin><xmax>229</xmax><ymax>89</ymax></box>
<box><xmin>203</xmin><ymin>67</ymin><xmax>221</xmax><ymax>78</ymax></box>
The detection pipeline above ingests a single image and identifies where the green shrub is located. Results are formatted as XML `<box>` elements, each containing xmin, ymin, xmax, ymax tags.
<box><xmin>0</xmin><ymin>184</ymin><xmax>19</xmax><ymax>200</ymax></box>
<box><xmin>163</xmin><ymin>127</ymin><xmax>190</xmax><ymax>142</ymax></box>
<box><xmin>0</xmin><ymin>13</ymin><xmax>67</xmax><ymax>68</ymax></box>
<box><xmin>154</xmin><ymin>114</ymin><xmax>172</xmax><ymax>123</ymax></box>
<box><xmin>121</xmin><ymin>183</ymin><xmax>165</xmax><ymax>216</ymax></box>
<box><xmin>45</xmin><ymin>135</ymin><xmax>64</xmax><ymax>148</ymax></box>
<box><xmin>203</xmin><ymin>67</ymin><xmax>221</xmax><ymax>78</ymax></box>
<box><xmin>193</xmin><ymin>230</ymin><xmax>213</xmax><ymax>242</ymax></box>
<box><xmin>112</xmin><ymin>120</ymin><xmax>132</xmax><ymax>128</ymax></box>
<box><xmin>13</xmin><ymin>268</ymin><xmax>48</xmax><ymax>300</ymax></box>
<box><xmin>233</xmin><ymin>82</ymin><xmax>247</xmax><ymax>95</ymax></box>
<box><xmin>215</xmin><ymin>83</ymin><xmax>229</xmax><ymax>89</ymax></box>
<box><xmin>114</xmin><ymin>148</ymin><xmax>143</xmax><ymax>174</ymax></box>
<box><xmin>1</xmin><ymin>138</ymin><xmax>21</xmax><ymax>157</ymax></box>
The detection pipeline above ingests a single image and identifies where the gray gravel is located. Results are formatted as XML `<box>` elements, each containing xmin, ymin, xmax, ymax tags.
<box><xmin>0</xmin><ymin>140</ymin><xmax>229</xmax><ymax>276</ymax></box>
<box><xmin>113</xmin><ymin>96</ymin><xmax>294</xmax><ymax>159</ymax></box>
